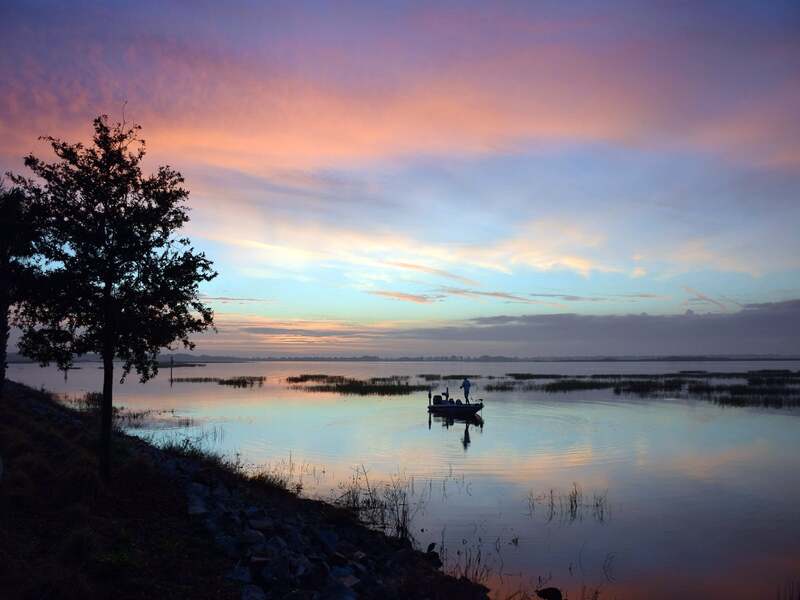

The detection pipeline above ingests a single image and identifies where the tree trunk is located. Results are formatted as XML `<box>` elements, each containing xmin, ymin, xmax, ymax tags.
<box><xmin>100</xmin><ymin>351</ymin><xmax>114</xmax><ymax>480</ymax></box>
<box><xmin>0</xmin><ymin>278</ymin><xmax>9</xmax><ymax>400</ymax></box>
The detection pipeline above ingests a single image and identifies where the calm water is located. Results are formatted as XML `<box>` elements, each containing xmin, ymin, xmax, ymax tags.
<box><xmin>9</xmin><ymin>360</ymin><xmax>800</xmax><ymax>598</ymax></box>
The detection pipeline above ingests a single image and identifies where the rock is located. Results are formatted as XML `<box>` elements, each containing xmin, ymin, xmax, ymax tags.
<box><xmin>317</xmin><ymin>529</ymin><xmax>339</xmax><ymax>553</ymax></box>
<box><xmin>240</xmin><ymin>529</ymin><xmax>266</xmax><ymax>545</ymax></box>
<box><xmin>265</xmin><ymin>535</ymin><xmax>288</xmax><ymax>553</ymax></box>
<box><xmin>189</xmin><ymin>481</ymin><xmax>210</xmax><ymax>498</ymax></box>
<box><xmin>187</xmin><ymin>496</ymin><xmax>208</xmax><ymax>516</ymax></box>
<box><xmin>284</xmin><ymin>527</ymin><xmax>305</xmax><ymax>548</ymax></box>
<box><xmin>227</xmin><ymin>564</ymin><xmax>253</xmax><ymax>584</ymax></box>
<box><xmin>329</xmin><ymin>552</ymin><xmax>349</xmax><ymax>566</ymax></box>
<box><xmin>425</xmin><ymin>550</ymin><xmax>443</xmax><ymax>569</ymax></box>
<box><xmin>244</xmin><ymin>506</ymin><xmax>266</xmax><ymax>519</ymax></box>
<box><xmin>338</xmin><ymin>574</ymin><xmax>360</xmax><ymax>589</ymax></box>
<box><xmin>248</xmin><ymin>518</ymin><xmax>274</xmax><ymax>531</ymax></box>
<box><xmin>214</xmin><ymin>534</ymin><xmax>239</xmax><ymax>559</ymax></box>
<box><xmin>329</xmin><ymin>566</ymin><xmax>354</xmax><ymax>580</ymax></box>
<box><xmin>241</xmin><ymin>584</ymin><xmax>267</xmax><ymax>600</ymax></box>
<box><xmin>288</xmin><ymin>554</ymin><xmax>312</xmax><ymax>578</ymax></box>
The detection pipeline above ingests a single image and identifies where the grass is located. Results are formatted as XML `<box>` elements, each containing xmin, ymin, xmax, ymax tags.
<box><xmin>506</xmin><ymin>373</ymin><xmax>567</xmax><ymax>380</ymax></box>
<box><xmin>0</xmin><ymin>382</ymin><xmax>237</xmax><ymax>600</ymax></box>
<box><xmin>288</xmin><ymin>374</ymin><xmax>430</xmax><ymax>395</ymax></box>
<box><xmin>541</xmin><ymin>379</ymin><xmax>617</xmax><ymax>392</ymax></box>
<box><xmin>171</xmin><ymin>375</ymin><xmax>266</xmax><ymax>388</ymax></box>
<box><xmin>418</xmin><ymin>374</ymin><xmax>442</xmax><ymax>381</ymax></box>
<box><xmin>484</xmin><ymin>381</ymin><xmax>516</xmax><ymax>391</ymax></box>
<box><xmin>527</xmin><ymin>483</ymin><xmax>610</xmax><ymax>525</ymax></box>
<box><xmin>333</xmin><ymin>466</ymin><xmax>424</xmax><ymax>542</ymax></box>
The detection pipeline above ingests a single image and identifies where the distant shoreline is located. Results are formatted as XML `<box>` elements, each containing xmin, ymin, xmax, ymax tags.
<box><xmin>9</xmin><ymin>354</ymin><xmax>800</xmax><ymax>365</ymax></box>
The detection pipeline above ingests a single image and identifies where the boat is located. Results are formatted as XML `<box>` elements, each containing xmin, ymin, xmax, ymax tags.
<box><xmin>427</xmin><ymin>392</ymin><xmax>484</xmax><ymax>416</ymax></box>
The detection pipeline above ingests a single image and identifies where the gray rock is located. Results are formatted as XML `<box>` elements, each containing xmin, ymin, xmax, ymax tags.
<box><xmin>329</xmin><ymin>566</ymin><xmax>354</xmax><ymax>580</ymax></box>
<box><xmin>240</xmin><ymin>529</ymin><xmax>266</xmax><ymax>545</ymax></box>
<box><xmin>187</xmin><ymin>496</ymin><xmax>208</xmax><ymax>516</ymax></box>
<box><xmin>227</xmin><ymin>564</ymin><xmax>253</xmax><ymax>584</ymax></box>
<box><xmin>189</xmin><ymin>481</ymin><xmax>210</xmax><ymax>498</ymax></box>
<box><xmin>244</xmin><ymin>506</ymin><xmax>265</xmax><ymax>519</ymax></box>
<box><xmin>241</xmin><ymin>584</ymin><xmax>267</xmax><ymax>600</ymax></box>
<box><xmin>248</xmin><ymin>518</ymin><xmax>274</xmax><ymax>531</ymax></box>
<box><xmin>265</xmin><ymin>535</ymin><xmax>288</xmax><ymax>553</ymax></box>
<box><xmin>317</xmin><ymin>529</ymin><xmax>339</xmax><ymax>553</ymax></box>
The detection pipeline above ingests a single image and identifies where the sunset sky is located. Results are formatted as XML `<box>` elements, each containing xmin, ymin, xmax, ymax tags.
<box><xmin>2</xmin><ymin>1</ymin><xmax>799</xmax><ymax>356</ymax></box>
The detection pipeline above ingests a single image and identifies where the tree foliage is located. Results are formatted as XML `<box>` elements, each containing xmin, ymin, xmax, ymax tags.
<box><xmin>0</xmin><ymin>181</ymin><xmax>40</xmax><ymax>396</ymax></box>
<box><xmin>11</xmin><ymin>116</ymin><xmax>216</xmax><ymax>381</ymax></box>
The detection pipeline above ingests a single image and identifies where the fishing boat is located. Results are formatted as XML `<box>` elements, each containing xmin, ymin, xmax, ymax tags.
<box><xmin>427</xmin><ymin>392</ymin><xmax>484</xmax><ymax>416</ymax></box>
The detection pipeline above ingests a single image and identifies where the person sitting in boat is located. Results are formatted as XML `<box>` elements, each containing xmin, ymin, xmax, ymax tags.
<box><xmin>460</xmin><ymin>377</ymin><xmax>472</xmax><ymax>403</ymax></box>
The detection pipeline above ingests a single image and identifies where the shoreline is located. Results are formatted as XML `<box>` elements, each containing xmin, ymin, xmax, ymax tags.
<box><xmin>0</xmin><ymin>381</ymin><xmax>489</xmax><ymax>600</ymax></box>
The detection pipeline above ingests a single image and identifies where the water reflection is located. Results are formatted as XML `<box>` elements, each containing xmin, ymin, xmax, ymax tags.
<box><xmin>428</xmin><ymin>413</ymin><xmax>484</xmax><ymax>451</ymax></box>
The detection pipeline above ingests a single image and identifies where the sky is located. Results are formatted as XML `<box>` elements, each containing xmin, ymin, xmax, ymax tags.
<box><xmin>2</xmin><ymin>1</ymin><xmax>799</xmax><ymax>357</ymax></box>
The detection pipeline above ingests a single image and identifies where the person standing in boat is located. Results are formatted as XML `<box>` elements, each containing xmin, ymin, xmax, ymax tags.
<box><xmin>460</xmin><ymin>377</ymin><xmax>472</xmax><ymax>403</ymax></box>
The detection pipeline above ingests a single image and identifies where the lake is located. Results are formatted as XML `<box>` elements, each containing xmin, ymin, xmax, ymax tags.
<box><xmin>8</xmin><ymin>360</ymin><xmax>800</xmax><ymax>599</ymax></box>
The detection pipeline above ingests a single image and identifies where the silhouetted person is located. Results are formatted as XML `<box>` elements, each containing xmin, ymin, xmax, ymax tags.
<box><xmin>443</xmin><ymin>386</ymin><xmax>450</xmax><ymax>403</ymax></box>
<box><xmin>460</xmin><ymin>377</ymin><xmax>472</xmax><ymax>403</ymax></box>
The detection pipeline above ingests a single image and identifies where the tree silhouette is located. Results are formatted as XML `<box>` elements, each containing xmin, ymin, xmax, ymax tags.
<box><xmin>0</xmin><ymin>181</ymin><xmax>40</xmax><ymax>398</ymax></box>
<box><xmin>11</xmin><ymin>115</ymin><xmax>216</xmax><ymax>478</ymax></box>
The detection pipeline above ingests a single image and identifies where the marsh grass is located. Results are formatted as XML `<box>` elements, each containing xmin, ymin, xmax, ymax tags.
<box><xmin>485</xmin><ymin>381</ymin><xmax>516</xmax><ymax>391</ymax></box>
<box><xmin>541</xmin><ymin>380</ymin><xmax>617</xmax><ymax>392</ymax></box>
<box><xmin>171</xmin><ymin>375</ymin><xmax>266</xmax><ymax>388</ymax></box>
<box><xmin>334</xmin><ymin>466</ymin><xmax>424</xmax><ymax>541</ymax></box>
<box><xmin>289</xmin><ymin>374</ymin><xmax>429</xmax><ymax>395</ymax></box>
<box><xmin>528</xmin><ymin>483</ymin><xmax>610</xmax><ymax>524</ymax></box>
<box><xmin>506</xmin><ymin>373</ymin><xmax>568</xmax><ymax>380</ymax></box>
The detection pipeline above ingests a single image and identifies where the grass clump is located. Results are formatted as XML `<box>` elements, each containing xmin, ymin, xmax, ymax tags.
<box><xmin>288</xmin><ymin>374</ymin><xmax>429</xmax><ymax>396</ymax></box>
<box><xmin>541</xmin><ymin>379</ymin><xmax>617</xmax><ymax>392</ymax></box>
<box><xmin>484</xmin><ymin>381</ymin><xmax>516</xmax><ymax>392</ymax></box>
<box><xmin>418</xmin><ymin>373</ymin><xmax>442</xmax><ymax>381</ymax></box>
<box><xmin>506</xmin><ymin>373</ymin><xmax>567</xmax><ymax>380</ymax></box>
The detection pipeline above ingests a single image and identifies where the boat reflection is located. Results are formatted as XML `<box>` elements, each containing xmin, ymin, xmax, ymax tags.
<box><xmin>428</xmin><ymin>413</ymin><xmax>484</xmax><ymax>450</ymax></box>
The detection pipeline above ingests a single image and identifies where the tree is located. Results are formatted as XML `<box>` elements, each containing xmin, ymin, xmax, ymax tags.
<box><xmin>11</xmin><ymin>115</ymin><xmax>216</xmax><ymax>479</ymax></box>
<box><xmin>0</xmin><ymin>181</ymin><xmax>40</xmax><ymax>398</ymax></box>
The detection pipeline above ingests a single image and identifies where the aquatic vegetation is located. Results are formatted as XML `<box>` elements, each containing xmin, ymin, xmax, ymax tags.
<box><xmin>612</xmin><ymin>379</ymin><xmax>687</xmax><ymax>396</ymax></box>
<box><xmin>418</xmin><ymin>374</ymin><xmax>442</xmax><ymax>381</ymax></box>
<box><xmin>370</xmin><ymin>375</ymin><xmax>411</xmax><ymax>384</ymax></box>
<box><xmin>506</xmin><ymin>373</ymin><xmax>567</xmax><ymax>380</ymax></box>
<box><xmin>484</xmin><ymin>381</ymin><xmax>516</xmax><ymax>391</ymax></box>
<box><xmin>334</xmin><ymin>466</ymin><xmax>424</xmax><ymax>541</ymax></box>
<box><xmin>285</xmin><ymin>373</ymin><xmax>337</xmax><ymax>383</ymax></box>
<box><xmin>541</xmin><ymin>380</ymin><xmax>617</xmax><ymax>392</ymax></box>
<box><xmin>170</xmin><ymin>375</ymin><xmax>266</xmax><ymax>387</ymax></box>
<box><xmin>289</xmin><ymin>374</ymin><xmax>429</xmax><ymax>395</ymax></box>
<box><xmin>527</xmin><ymin>483</ymin><xmax>610</xmax><ymax>525</ymax></box>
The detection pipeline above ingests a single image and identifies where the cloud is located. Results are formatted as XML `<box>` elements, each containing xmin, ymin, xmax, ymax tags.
<box><xmin>368</xmin><ymin>291</ymin><xmax>444</xmax><ymax>304</ymax></box>
<box><xmin>388</xmin><ymin>300</ymin><xmax>800</xmax><ymax>356</ymax></box>
<box><xmin>384</xmin><ymin>261</ymin><xmax>479</xmax><ymax>286</ymax></box>
<box><xmin>438</xmin><ymin>287</ymin><xmax>554</xmax><ymax>305</ymax></box>
<box><xmin>528</xmin><ymin>292</ymin><xmax>667</xmax><ymax>302</ymax></box>
<box><xmin>191</xmin><ymin>299</ymin><xmax>800</xmax><ymax>356</ymax></box>
<box><xmin>200</xmin><ymin>295</ymin><xmax>272</xmax><ymax>304</ymax></box>
<box><xmin>2</xmin><ymin>2</ymin><xmax>798</xmax><ymax>175</ymax></box>
<box><xmin>683</xmin><ymin>286</ymin><xmax>727</xmax><ymax>312</ymax></box>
